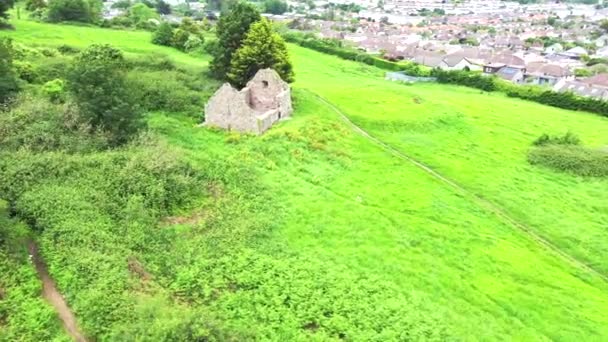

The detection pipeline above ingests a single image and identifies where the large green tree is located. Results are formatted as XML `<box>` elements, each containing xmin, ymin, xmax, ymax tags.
<box><xmin>228</xmin><ymin>18</ymin><xmax>293</xmax><ymax>88</ymax></box>
<box><xmin>67</xmin><ymin>44</ymin><xmax>143</xmax><ymax>145</ymax></box>
<box><xmin>209</xmin><ymin>1</ymin><xmax>261</xmax><ymax>79</ymax></box>
<box><xmin>0</xmin><ymin>38</ymin><xmax>18</xmax><ymax>103</ymax></box>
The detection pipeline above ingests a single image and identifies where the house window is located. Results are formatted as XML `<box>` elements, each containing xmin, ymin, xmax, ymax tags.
<box><xmin>262</xmin><ymin>80</ymin><xmax>269</xmax><ymax>88</ymax></box>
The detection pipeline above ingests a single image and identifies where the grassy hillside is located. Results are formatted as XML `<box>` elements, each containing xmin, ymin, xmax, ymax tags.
<box><xmin>291</xmin><ymin>45</ymin><xmax>608</xmax><ymax>275</ymax></box>
<box><xmin>2</xmin><ymin>18</ymin><xmax>608</xmax><ymax>340</ymax></box>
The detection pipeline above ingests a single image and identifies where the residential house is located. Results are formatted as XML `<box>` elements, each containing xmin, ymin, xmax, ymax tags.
<box><xmin>524</xmin><ymin>62</ymin><xmax>572</xmax><ymax>86</ymax></box>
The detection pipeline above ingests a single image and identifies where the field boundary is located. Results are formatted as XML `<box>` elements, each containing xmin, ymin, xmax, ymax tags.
<box><xmin>304</xmin><ymin>89</ymin><xmax>608</xmax><ymax>284</ymax></box>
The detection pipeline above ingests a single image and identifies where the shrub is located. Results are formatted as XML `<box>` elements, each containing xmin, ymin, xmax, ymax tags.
<box><xmin>528</xmin><ymin>145</ymin><xmax>608</xmax><ymax>177</ymax></box>
<box><xmin>126</xmin><ymin>70</ymin><xmax>204</xmax><ymax>113</ymax></box>
<box><xmin>0</xmin><ymin>38</ymin><xmax>19</xmax><ymax>103</ymax></box>
<box><xmin>25</xmin><ymin>0</ymin><xmax>46</xmax><ymax>11</ymax></box>
<box><xmin>184</xmin><ymin>34</ymin><xmax>203</xmax><ymax>52</ymax></box>
<box><xmin>152</xmin><ymin>21</ymin><xmax>173</xmax><ymax>46</ymax></box>
<box><xmin>0</xmin><ymin>93</ymin><xmax>109</xmax><ymax>153</ymax></box>
<box><xmin>57</xmin><ymin>44</ymin><xmax>80</xmax><ymax>54</ymax></box>
<box><xmin>42</xmin><ymin>78</ymin><xmax>65</xmax><ymax>102</ymax></box>
<box><xmin>0</xmin><ymin>0</ymin><xmax>14</xmax><ymax>21</ymax></box>
<box><xmin>47</xmin><ymin>0</ymin><xmax>96</xmax><ymax>23</ymax></box>
<box><xmin>532</xmin><ymin>132</ymin><xmax>581</xmax><ymax>147</ymax></box>
<box><xmin>128</xmin><ymin>53</ymin><xmax>175</xmax><ymax>70</ymax></box>
<box><xmin>67</xmin><ymin>44</ymin><xmax>144</xmax><ymax>145</ymax></box>
<box><xmin>433</xmin><ymin>69</ymin><xmax>497</xmax><ymax>92</ymax></box>
<box><xmin>171</xmin><ymin>28</ymin><xmax>190</xmax><ymax>51</ymax></box>
<box><xmin>33</xmin><ymin>55</ymin><xmax>71</xmax><ymax>82</ymax></box>
<box><xmin>263</xmin><ymin>0</ymin><xmax>287</xmax><ymax>14</ymax></box>
<box><xmin>13</xmin><ymin>60</ymin><xmax>37</xmax><ymax>83</ymax></box>
<box><xmin>128</xmin><ymin>2</ymin><xmax>158</xmax><ymax>25</ymax></box>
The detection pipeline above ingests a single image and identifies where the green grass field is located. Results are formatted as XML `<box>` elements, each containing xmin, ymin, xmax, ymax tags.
<box><xmin>2</xmin><ymin>18</ymin><xmax>608</xmax><ymax>340</ymax></box>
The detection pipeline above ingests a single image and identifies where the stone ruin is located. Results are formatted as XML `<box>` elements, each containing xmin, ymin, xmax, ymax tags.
<box><xmin>203</xmin><ymin>68</ymin><xmax>293</xmax><ymax>135</ymax></box>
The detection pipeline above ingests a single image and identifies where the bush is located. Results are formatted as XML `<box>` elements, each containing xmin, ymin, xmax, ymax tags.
<box><xmin>0</xmin><ymin>38</ymin><xmax>19</xmax><ymax>103</ymax></box>
<box><xmin>57</xmin><ymin>44</ymin><xmax>80</xmax><ymax>54</ymax></box>
<box><xmin>126</xmin><ymin>70</ymin><xmax>204</xmax><ymax>113</ymax></box>
<box><xmin>67</xmin><ymin>44</ymin><xmax>144</xmax><ymax>145</ymax></box>
<box><xmin>13</xmin><ymin>60</ymin><xmax>36</xmax><ymax>83</ymax></box>
<box><xmin>128</xmin><ymin>53</ymin><xmax>175</xmax><ymax>70</ymax></box>
<box><xmin>528</xmin><ymin>145</ymin><xmax>608</xmax><ymax>177</ymax></box>
<box><xmin>0</xmin><ymin>93</ymin><xmax>108</xmax><ymax>153</ymax></box>
<box><xmin>433</xmin><ymin>69</ymin><xmax>497</xmax><ymax>92</ymax></box>
<box><xmin>504</xmin><ymin>83</ymin><xmax>608</xmax><ymax>117</ymax></box>
<box><xmin>42</xmin><ymin>78</ymin><xmax>65</xmax><ymax>102</ymax></box>
<box><xmin>171</xmin><ymin>28</ymin><xmax>190</xmax><ymax>51</ymax></box>
<box><xmin>533</xmin><ymin>132</ymin><xmax>581</xmax><ymax>147</ymax></box>
<box><xmin>152</xmin><ymin>21</ymin><xmax>173</xmax><ymax>46</ymax></box>
<box><xmin>47</xmin><ymin>0</ymin><xmax>96</xmax><ymax>23</ymax></box>
<box><xmin>32</xmin><ymin>55</ymin><xmax>71</xmax><ymax>82</ymax></box>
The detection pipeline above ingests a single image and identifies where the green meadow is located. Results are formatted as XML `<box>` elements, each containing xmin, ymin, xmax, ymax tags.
<box><xmin>2</xmin><ymin>18</ymin><xmax>608</xmax><ymax>340</ymax></box>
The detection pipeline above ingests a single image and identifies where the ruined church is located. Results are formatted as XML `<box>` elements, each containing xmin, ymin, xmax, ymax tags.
<box><xmin>203</xmin><ymin>69</ymin><xmax>293</xmax><ymax>135</ymax></box>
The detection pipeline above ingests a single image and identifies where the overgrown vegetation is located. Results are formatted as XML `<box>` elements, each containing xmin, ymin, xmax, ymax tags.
<box><xmin>2</xmin><ymin>10</ymin><xmax>608</xmax><ymax>342</ymax></box>
<box><xmin>528</xmin><ymin>132</ymin><xmax>608</xmax><ymax>177</ymax></box>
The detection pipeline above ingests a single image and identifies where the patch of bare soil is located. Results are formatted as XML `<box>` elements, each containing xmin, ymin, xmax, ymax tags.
<box><xmin>28</xmin><ymin>241</ymin><xmax>88</xmax><ymax>342</ymax></box>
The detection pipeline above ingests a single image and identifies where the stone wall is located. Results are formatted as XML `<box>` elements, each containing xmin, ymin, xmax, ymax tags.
<box><xmin>203</xmin><ymin>69</ymin><xmax>293</xmax><ymax>134</ymax></box>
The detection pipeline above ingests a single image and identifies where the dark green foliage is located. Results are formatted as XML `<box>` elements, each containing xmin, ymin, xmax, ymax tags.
<box><xmin>528</xmin><ymin>145</ymin><xmax>608</xmax><ymax>177</ymax></box>
<box><xmin>127</xmin><ymin>53</ymin><xmax>175</xmax><ymax>70</ymax></box>
<box><xmin>504</xmin><ymin>84</ymin><xmax>608</xmax><ymax>117</ymax></box>
<box><xmin>13</xmin><ymin>60</ymin><xmax>36</xmax><ymax>82</ymax></box>
<box><xmin>57</xmin><ymin>44</ymin><xmax>80</xmax><ymax>54</ymax></box>
<box><xmin>528</xmin><ymin>132</ymin><xmax>608</xmax><ymax>177</ymax></box>
<box><xmin>25</xmin><ymin>0</ymin><xmax>46</xmax><ymax>11</ymax></box>
<box><xmin>151</xmin><ymin>21</ymin><xmax>173</xmax><ymax>46</ymax></box>
<box><xmin>0</xmin><ymin>38</ymin><xmax>19</xmax><ymax>103</ymax></box>
<box><xmin>110</xmin><ymin>0</ymin><xmax>130</xmax><ymax>9</ymax></box>
<box><xmin>0</xmin><ymin>0</ymin><xmax>14</xmax><ymax>20</ymax></box>
<box><xmin>155</xmin><ymin>0</ymin><xmax>171</xmax><ymax>14</ymax></box>
<box><xmin>127</xmin><ymin>68</ymin><xmax>218</xmax><ymax>114</ymax></box>
<box><xmin>47</xmin><ymin>0</ymin><xmax>97</xmax><ymax>22</ymax></box>
<box><xmin>210</xmin><ymin>1</ymin><xmax>261</xmax><ymax>79</ymax></box>
<box><xmin>171</xmin><ymin>28</ymin><xmax>190</xmax><ymax>51</ymax></box>
<box><xmin>533</xmin><ymin>132</ymin><xmax>581</xmax><ymax>147</ymax></box>
<box><xmin>433</xmin><ymin>69</ymin><xmax>497</xmax><ymax>92</ymax></box>
<box><xmin>263</xmin><ymin>0</ymin><xmax>287</xmax><ymax>14</ymax></box>
<box><xmin>67</xmin><ymin>44</ymin><xmax>144</xmax><ymax>145</ymax></box>
<box><xmin>0</xmin><ymin>93</ymin><xmax>109</xmax><ymax>153</ymax></box>
<box><xmin>228</xmin><ymin>18</ymin><xmax>293</xmax><ymax>88</ymax></box>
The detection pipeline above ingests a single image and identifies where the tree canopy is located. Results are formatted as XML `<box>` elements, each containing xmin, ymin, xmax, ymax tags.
<box><xmin>228</xmin><ymin>18</ymin><xmax>293</xmax><ymax>88</ymax></box>
<box><xmin>209</xmin><ymin>1</ymin><xmax>261</xmax><ymax>79</ymax></box>
<box><xmin>67</xmin><ymin>44</ymin><xmax>143</xmax><ymax>145</ymax></box>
